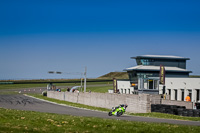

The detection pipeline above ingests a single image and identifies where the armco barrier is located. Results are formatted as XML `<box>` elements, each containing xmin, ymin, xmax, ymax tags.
<box><xmin>47</xmin><ymin>91</ymin><xmax>151</xmax><ymax>113</ymax></box>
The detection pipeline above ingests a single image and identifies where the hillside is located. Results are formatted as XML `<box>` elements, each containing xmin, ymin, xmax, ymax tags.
<box><xmin>98</xmin><ymin>72</ymin><xmax>129</xmax><ymax>79</ymax></box>
<box><xmin>189</xmin><ymin>75</ymin><xmax>200</xmax><ymax>78</ymax></box>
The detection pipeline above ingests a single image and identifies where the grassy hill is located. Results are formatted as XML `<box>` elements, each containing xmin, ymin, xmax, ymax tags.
<box><xmin>189</xmin><ymin>75</ymin><xmax>200</xmax><ymax>78</ymax></box>
<box><xmin>98</xmin><ymin>72</ymin><xmax>129</xmax><ymax>79</ymax></box>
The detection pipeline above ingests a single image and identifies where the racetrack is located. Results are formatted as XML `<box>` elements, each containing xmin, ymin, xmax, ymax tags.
<box><xmin>0</xmin><ymin>94</ymin><xmax>200</xmax><ymax>126</ymax></box>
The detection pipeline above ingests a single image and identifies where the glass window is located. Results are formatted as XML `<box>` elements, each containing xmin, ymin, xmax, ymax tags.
<box><xmin>148</xmin><ymin>80</ymin><xmax>153</xmax><ymax>89</ymax></box>
<box><xmin>136</xmin><ymin>59</ymin><xmax>142</xmax><ymax>65</ymax></box>
<box><xmin>144</xmin><ymin>79</ymin><xmax>148</xmax><ymax>89</ymax></box>
<box><xmin>154</xmin><ymin>80</ymin><xmax>159</xmax><ymax>90</ymax></box>
<box><xmin>138</xmin><ymin>59</ymin><xmax>154</xmax><ymax>66</ymax></box>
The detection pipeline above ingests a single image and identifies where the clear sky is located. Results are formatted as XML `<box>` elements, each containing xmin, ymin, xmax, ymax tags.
<box><xmin>0</xmin><ymin>0</ymin><xmax>200</xmax><ymax>80</ymax></box>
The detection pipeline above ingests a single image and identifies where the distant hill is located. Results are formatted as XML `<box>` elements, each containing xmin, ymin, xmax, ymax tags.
<box><xmin>98</xmin><ymin>72</ymin><xmax>129</xmax><ymax>79</ymax></box>
<box><xmin>189</xmin><ymin>75</ymin><xmax>200</xmax><ymax>78</ymax></box>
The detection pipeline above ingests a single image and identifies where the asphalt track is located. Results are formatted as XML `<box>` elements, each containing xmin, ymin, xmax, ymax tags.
<box><xmin>0</xmin><ymin>94</ymin><xmax>200</xmax><ymax>126</ymax></box>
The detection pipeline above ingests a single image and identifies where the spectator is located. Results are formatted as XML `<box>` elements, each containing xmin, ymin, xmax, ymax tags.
<box><xmin>185</xmin><ymin>95</ymin><xmax>191</xmax><ymax>102</ymax></box>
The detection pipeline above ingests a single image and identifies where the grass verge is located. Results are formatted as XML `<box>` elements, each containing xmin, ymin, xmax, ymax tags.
<box><xmin>0</xmin><ymin>108</ymin><xmax>200</xmax><ymax>133</ymax></box>
<box><xmin>129</xmin><ymin>112</ymin><xmax>200</xmax><ymax>121</ymax></box>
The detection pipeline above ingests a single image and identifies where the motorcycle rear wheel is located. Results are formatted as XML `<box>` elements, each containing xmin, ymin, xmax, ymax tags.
<box><xmin>108</xmin><ymin>111</ymin><xmax>112</xmax><ymax>116</ymax></box>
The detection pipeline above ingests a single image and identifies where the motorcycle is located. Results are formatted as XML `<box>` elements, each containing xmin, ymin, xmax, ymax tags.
<box><xmin>108</xmin><ymin>104</ymin><xmax>128</xmax><ymax>117</ymax></box>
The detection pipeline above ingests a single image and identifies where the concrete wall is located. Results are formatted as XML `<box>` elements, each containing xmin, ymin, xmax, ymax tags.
<box><xmin>150</xmin><ymin>95</ymin><xmax>162</xmax><ymax>104</ymax></box>
<box><xmin>47</xmin><ymin>91</ymin><xmax>151</xmax><ymax>113</ymax></box>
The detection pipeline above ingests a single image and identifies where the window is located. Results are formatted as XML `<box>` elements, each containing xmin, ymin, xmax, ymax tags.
<box><xmin>137</xmin><ymin>59</ymin><xmax>155</xmax><ymax>66</ymax></box>
<box><xmin>128</xmin><ymin>72</ymin><xmax>137</xmax><ymax>82</ymax></box>
<box><xmin>181</xmin><ymin>90</ymin><xmax>184</xmax><ymax>101</ymax></box>
<box><xmin>175</xmin><ymin>90</ymin><xmax>177</xmax><ymax>100</ymax></box>
<box><xmin>136</xmin><ymin>59</ymin><xmax>142</xmax><ymax>65</ymax></box>
<box><xmin>149</xmin><ymin>80</ymin><xmax>153</xmax><ymax>89</ymax></box>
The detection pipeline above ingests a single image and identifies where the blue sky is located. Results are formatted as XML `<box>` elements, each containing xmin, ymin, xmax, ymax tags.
<box><xmin>0</xmin><ymin>0</ymin><xmax>200</xmax><ymax>79</ymax></box>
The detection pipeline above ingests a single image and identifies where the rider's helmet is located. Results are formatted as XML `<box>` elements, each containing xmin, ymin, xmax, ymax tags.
<box><xmin>120</xmin><ymin>104</ymin><xmax>124</xmax><ymax>107</ymax></box>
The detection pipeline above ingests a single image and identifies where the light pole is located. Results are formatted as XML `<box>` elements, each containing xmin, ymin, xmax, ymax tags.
<box><xmin>48</xmin><ymin>68</ymin><xmax>86</xmax><ymax>92</ymax></box>
<box><xmin>84</xmin><ymin>67</ymin><xmax>87</xmax><ymax>92</ymax></box>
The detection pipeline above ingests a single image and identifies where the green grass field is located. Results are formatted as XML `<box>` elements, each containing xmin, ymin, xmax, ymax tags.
<box><xmin>86</xmin><ymin>85</ymin><xmax>112</xmax><ymax>93</ymax></box>
<box><xmin>0</xmin><ymin>108</ymin><xmax>200</xmax><ymax>133</ymax></box>
<box><xmin>61</xmin><ymin>85</ymin><xmax>112</xmax><ymax>93</ymax></box>
<box><xmin>0</xmin><ymin>81</ymin><xmax>112</xmax><ymax>90</ymax></box>
<box><xmin>0</xmin><ymin>83</ymin><xmax>47</xmax><ymax>90</ymax></box>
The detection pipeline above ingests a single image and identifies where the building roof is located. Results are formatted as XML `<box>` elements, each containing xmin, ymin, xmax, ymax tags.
<box><xmin>124</xmin><ymin>65</ymin><xmax>192</xmax><ymax>73</ymax></box>
<box><xmin>131</xmin><ymin>55</ymin><xmax>190</xmax><ymax>60</ymax></box>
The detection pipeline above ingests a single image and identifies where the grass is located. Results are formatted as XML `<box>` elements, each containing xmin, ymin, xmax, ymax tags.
<box><xmin>0</xmin><ymin>84</ymin><xmax>47</xmax><ymax>90</ymax></box>
<box><xmin>0</xmin><ymin>81</ymin><xmax>112</xmax><ymax>90</ymax></box>
<box><xmin>0</xmin><ymin>108</ymin><xmax>200</xmax><ymax>133</ymax></box>
<box><xmin>129</xmin><ymin>112</ymin><xmax>200</xmax><ymax>121</ymax></box>
<box><xmin>0</xmin><ymin>91</ymin><xmax>19</xmax><ymax>95</ymax></box>
<box><xmin>54</xmin><ymin>81</ymin><xmax>112</xmax><ymax>88</ymax></box>
<box><xmin>98</xmin><ymin>72</ymin><xmax>129</xmax><ymax>79</ymax></box>
<box><xmin>29</xmin><ymin>94</ymin><xmax>200</xmax><ymax>122</ymax></box>
<box><xmin>61</xmin><ymin>85</ymin><xmax>112</xmax><ymax>93</ymax></box>
<box><xmin>86</xmin><ymin>86</ymin><xmax>112</xmax><ymax>93</ymax></box>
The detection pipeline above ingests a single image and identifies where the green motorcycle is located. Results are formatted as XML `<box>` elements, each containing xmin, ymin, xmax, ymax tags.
<box><xmin>108</xmin><ymin>104</ymin><xmax>128</xmax><ymax>117</ymax></box>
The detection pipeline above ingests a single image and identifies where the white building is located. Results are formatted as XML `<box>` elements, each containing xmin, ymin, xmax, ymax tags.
<box><xmin>165</xmin><ymin>78</ymin><xmax>200</xmax><ymax>102</ymax></box>
<box><xmin>117</xmin><ymin>80</ymin><xmax>134</xmax><ymax>94</ymax></box>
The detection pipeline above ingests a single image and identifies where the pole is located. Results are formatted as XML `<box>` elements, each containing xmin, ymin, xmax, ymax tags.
<box><xmin>81</xmin><ymin>73</ymin><xmax>83</xmax><ymax>92</ymax></box>
<box><xmin>84</xmin><ymin>67</ymin><xmax>87</xmax><ymax>92</ymax></box>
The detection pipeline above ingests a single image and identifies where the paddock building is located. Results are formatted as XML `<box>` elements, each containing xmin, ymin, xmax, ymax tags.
<box><xmin>117</xmin><ymin>55</ymin><xmax>200</xmax><ymax>103</ymax></box>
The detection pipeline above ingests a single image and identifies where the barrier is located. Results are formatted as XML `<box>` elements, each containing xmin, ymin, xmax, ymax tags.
<box><xmin>47</xmin><ymin>91</ymin><xmax>151</xmax><ymax>113</ymax></box>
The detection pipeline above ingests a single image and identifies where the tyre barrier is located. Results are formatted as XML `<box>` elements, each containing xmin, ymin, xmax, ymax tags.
<box><xmin>151</xmin><ymin>104</ymin><xmax>200</xmax><ymax>117</ymax></box>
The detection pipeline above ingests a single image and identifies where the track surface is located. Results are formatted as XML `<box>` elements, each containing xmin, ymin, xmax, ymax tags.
<box><xmin>0</xmin><ymin>94</ymin><xmax>200</xmax><ymax>126</ymax></box>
